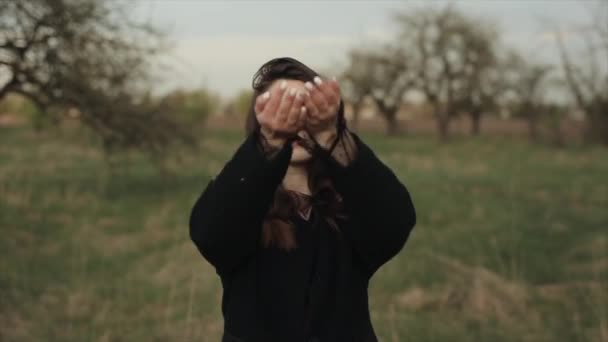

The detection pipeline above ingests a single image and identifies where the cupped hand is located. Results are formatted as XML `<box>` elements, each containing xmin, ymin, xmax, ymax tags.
<box><xmin>254</xmin><ymin>80</ymin><xmax>308</xmax><ymax>146</ymax></box>
<box><xmin>303</xmin><ymin>76</ymin><xmax>341</xmax><ymax>146</ymax></box>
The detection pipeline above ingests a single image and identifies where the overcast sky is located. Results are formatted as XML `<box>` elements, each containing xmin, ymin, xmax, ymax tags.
<box><xmin>134</xmin><ymin>0</ymin><xmax>591</xmax><ymax>98</ymax></box>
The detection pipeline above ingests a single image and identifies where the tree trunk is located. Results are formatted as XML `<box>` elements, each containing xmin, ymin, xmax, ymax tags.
<box><xmin>470</xmin><ymin>109</ymin><xmax>482</xmax><ymax>136</ymax></box>
<box><xmin>551</xmin><ymin>121</ymin><xmax>565</xmax><ymax>148</ymax></box>
<box><xmin>527</xmin><ymin>112</ymin><xmax>539</xmax><ymax>143</ymax></box>
<box><xmin>385</xmin><ymin>110</ymin><xmax>400</xmax><ymax>136</ymax></box>
<box><xmin>430</xmin><ymin>101</ymin><xmax>450</xmax><ymax>141</ymax></box>
<box><xmin>585</xmin><ymin>105</ymin><xmax>608</xmax><ymax>145</ymax></box>
<box><xmin>436</xmin><ymin>110</ymin><xmax>450</xmax><ymax>142</ymax></box>
<box><xmin>375</xmin><ymin>99</ymin><xmax>402</xmax><ymax>136</ymax></box>
<box><xmin>547</xmin><ymin>107</ymin><xmax>564</xmax><ymax>148</ymax></box>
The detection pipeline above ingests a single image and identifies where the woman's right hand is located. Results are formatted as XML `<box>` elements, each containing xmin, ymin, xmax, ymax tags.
<box><xmin>254</xmin><ymin>80</ymin><xmax>308</xmax><ymax>147</ymax></box>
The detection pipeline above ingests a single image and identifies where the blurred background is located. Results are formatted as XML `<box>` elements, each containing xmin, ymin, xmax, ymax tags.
<box><xmin>1</xmin><ymin>0</ymin><xmax>606</xmax><ymax>341</ymax></box>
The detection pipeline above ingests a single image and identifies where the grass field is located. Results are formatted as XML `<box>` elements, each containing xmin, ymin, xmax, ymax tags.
<box><xmin>1</xmin><ymin>126</ymin><xmax>606</xmax><ymax>341</ymax></box>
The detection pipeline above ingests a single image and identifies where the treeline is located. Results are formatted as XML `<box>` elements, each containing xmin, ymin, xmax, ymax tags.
<box><xmin>339</xmin><ymin>4</ymin><xmax>608</xmax><ymax>146</ymax></box>
<box><xmin>2</xmin><ymin>0</ymin><xmax>606</xmax><ymax>158</ymax></box>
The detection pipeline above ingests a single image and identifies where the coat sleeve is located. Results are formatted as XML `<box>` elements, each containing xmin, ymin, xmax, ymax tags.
<box><xmin>189</xmin><ymin>132</ymin><xmax>292</xmax><ymax>275</ymax></box>
<box><xmin>317</xmin><ymin>132</ymin><xmax>417</xmax><ymax>277</ymax></box>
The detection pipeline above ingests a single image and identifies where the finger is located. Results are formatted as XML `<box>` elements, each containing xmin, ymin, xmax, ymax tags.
<box><xmin>286</xmin><ymin>90</ymin><xmax>306</xmax><ymax>127</ymax></box>
<box><xmin>315</xmin><ymin>76</ymin><xmax>339</xmax><ymax>108</ymax></box>
<box><xmin>329</xmin><ymin>76</ymin><xmax>341</xmax><ymax>97</ymax></box>
<box><xmin>296</xmin><ymin>106</ymin><xmax>307</xmax><ymax>129</ymax></box>
<box><xmin>276</xmin><ymin>86</ymin><xmax>297</xmax><ymax>124</ymax></box>
<box><xmin>305</xmin><ymin>100</ymin><xmax>321</xmax><ymax>127</ymax></box>
<box><xmin>303</xmin><ymin>88</ymin><xmax>320</xmax><ymax>120</ymax></box>
<box><xmin>315</xmin><ymin>77</ymin><xmax>342</xmax><ymax>122</ymax></box>
<box><xmin>254</xmin><ymin>91</ymin><xmax>271</xmax><ymax>115</ymax></box>
<box><xmin>264</xmin><ymin>80</ymin><xmax>287</xmax><ymax>118</ymax></box>
<box><xmin>307</xmin><ymin>79</ymin><xmax>330</xmax><ymax>115</ymax></box>
<box><xmin>328</xmin><ymin>79</ymin><xmax>341</xmax><ymax>108</ymax></box>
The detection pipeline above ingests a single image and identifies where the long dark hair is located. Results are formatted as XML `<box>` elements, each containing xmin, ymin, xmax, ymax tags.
<box><xmin>245</xmin><ymin>57</ymin><xmax>347</xmax><ymax>251</ymax></box>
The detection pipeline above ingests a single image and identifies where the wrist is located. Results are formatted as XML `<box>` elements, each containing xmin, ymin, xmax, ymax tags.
<box><xmin>260</xmin><ymin>126</ymin><xmax>287</xmax><ymax>147</ymax></box>
<box><xmin>313</xmin><ymin>127</ymin><xmax>338</xmax><ymax>150</ymax></box>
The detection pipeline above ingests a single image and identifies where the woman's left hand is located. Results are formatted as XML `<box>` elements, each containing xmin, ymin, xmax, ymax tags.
<box><xmin>303</xmin><ymin>76</ymin><xmax>341</xmax><ymax>147</ymax></box>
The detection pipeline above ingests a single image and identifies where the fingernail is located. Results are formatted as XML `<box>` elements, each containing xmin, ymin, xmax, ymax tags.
<box><xmin>301</xmin><ymin>106</ymin><xmax>307</xmax><ymax>114</ymax></box>
<box><xmin>314</xmin><ymin>76</ymin><xmax>323</xmax><ymax>85</ymax></box>
<box><xmin>280</xmin><ymin>80</ymin><xmax>287</xmax><ymax>90</ymax></box>
<box><xmin>305</xmin><ymin>82</ymin><xmax>314</xmax><ymax>90</ymax></box>
<box><xmin>332</xmin><ymin>76</ymin><xmax>337</xmax><ymax>82</ymax></box>
<box><xmin>262</xmin><ymin>91</ymin><xmax>270</xmax><ymax>100</ymax></box>
<box><xmin>289</xmin><ymin>88</ymin><xmax>296</xmax><ymax>96</ymax></box>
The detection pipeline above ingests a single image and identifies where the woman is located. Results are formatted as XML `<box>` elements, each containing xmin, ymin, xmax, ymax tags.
<box><xmin>189</xmin><ymin>57</ymin><xmax>416</xmax><ymax>342</ymax></box>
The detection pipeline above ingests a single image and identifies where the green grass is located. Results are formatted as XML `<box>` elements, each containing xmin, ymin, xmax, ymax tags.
<box><xmin>1</xmin><ymin>127</ymin><xmax>606</xmax><ymax>341</ymax></box>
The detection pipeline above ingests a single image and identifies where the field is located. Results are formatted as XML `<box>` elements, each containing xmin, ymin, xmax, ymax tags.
<box><xmin>1</xmin><ymin>125</ymin><xmax>607</xmax><ymax>341</ymax></box>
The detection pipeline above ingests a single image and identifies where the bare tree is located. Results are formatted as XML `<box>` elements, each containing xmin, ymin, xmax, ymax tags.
<box><xmin>342</xmin><ymin>47</ymin><xmax>416</xmax><ymax>135</ymax></box>
<box><xmin>0</xmin><ymin>0</ymin><xmax>194</xmax><ymax>154</ymax></box>
<box><xmin>556</xmin><ymin>0</ymin><xmax>608</xmax><ymax>145</ymax></box>
<box><xmin>394</xmin><ymin>6</ymin><xmax>499</xmax><ymax>141</ymax></box>
<box><xmin>453</xmin><ymin>23</ymin><xmax>500</xmax><ymax>136</ymax></box>
<box><xmin>503</xmin><ymin>53</ymin><xmax>554</xmax><ymax>142</ymax></box>
<box><xmin>368</xmin><ymin>48</ymin><xmax>416</xmax><ymax>136</ymax></box>
<box><xmin>341</xmin><ymin>50</ymin><xmax>375</xmax><ymax>132</ymax></box>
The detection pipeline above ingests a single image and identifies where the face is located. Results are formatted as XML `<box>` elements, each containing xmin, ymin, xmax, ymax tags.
<box><xmin>266</xmin><ymin>79</ymin><xmax>314</xmax><ymax>164</ymax></box>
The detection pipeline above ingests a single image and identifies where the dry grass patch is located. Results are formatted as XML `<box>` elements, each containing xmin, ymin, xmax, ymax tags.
<box><xmin>565</xmin><ymin>236</ymin><xmax>608</xmax><ymax>276</ymax></box>
<box><xmin>397</xmin><ymin>253</ymin><xmax>537</xmax><ymax>327</ymax></box>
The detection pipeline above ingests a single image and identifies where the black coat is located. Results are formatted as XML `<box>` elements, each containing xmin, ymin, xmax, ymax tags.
<box><xmin>189</xmin><ymin>131</ymin><xmax>416</xmax><ymax>342</ymax></box>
